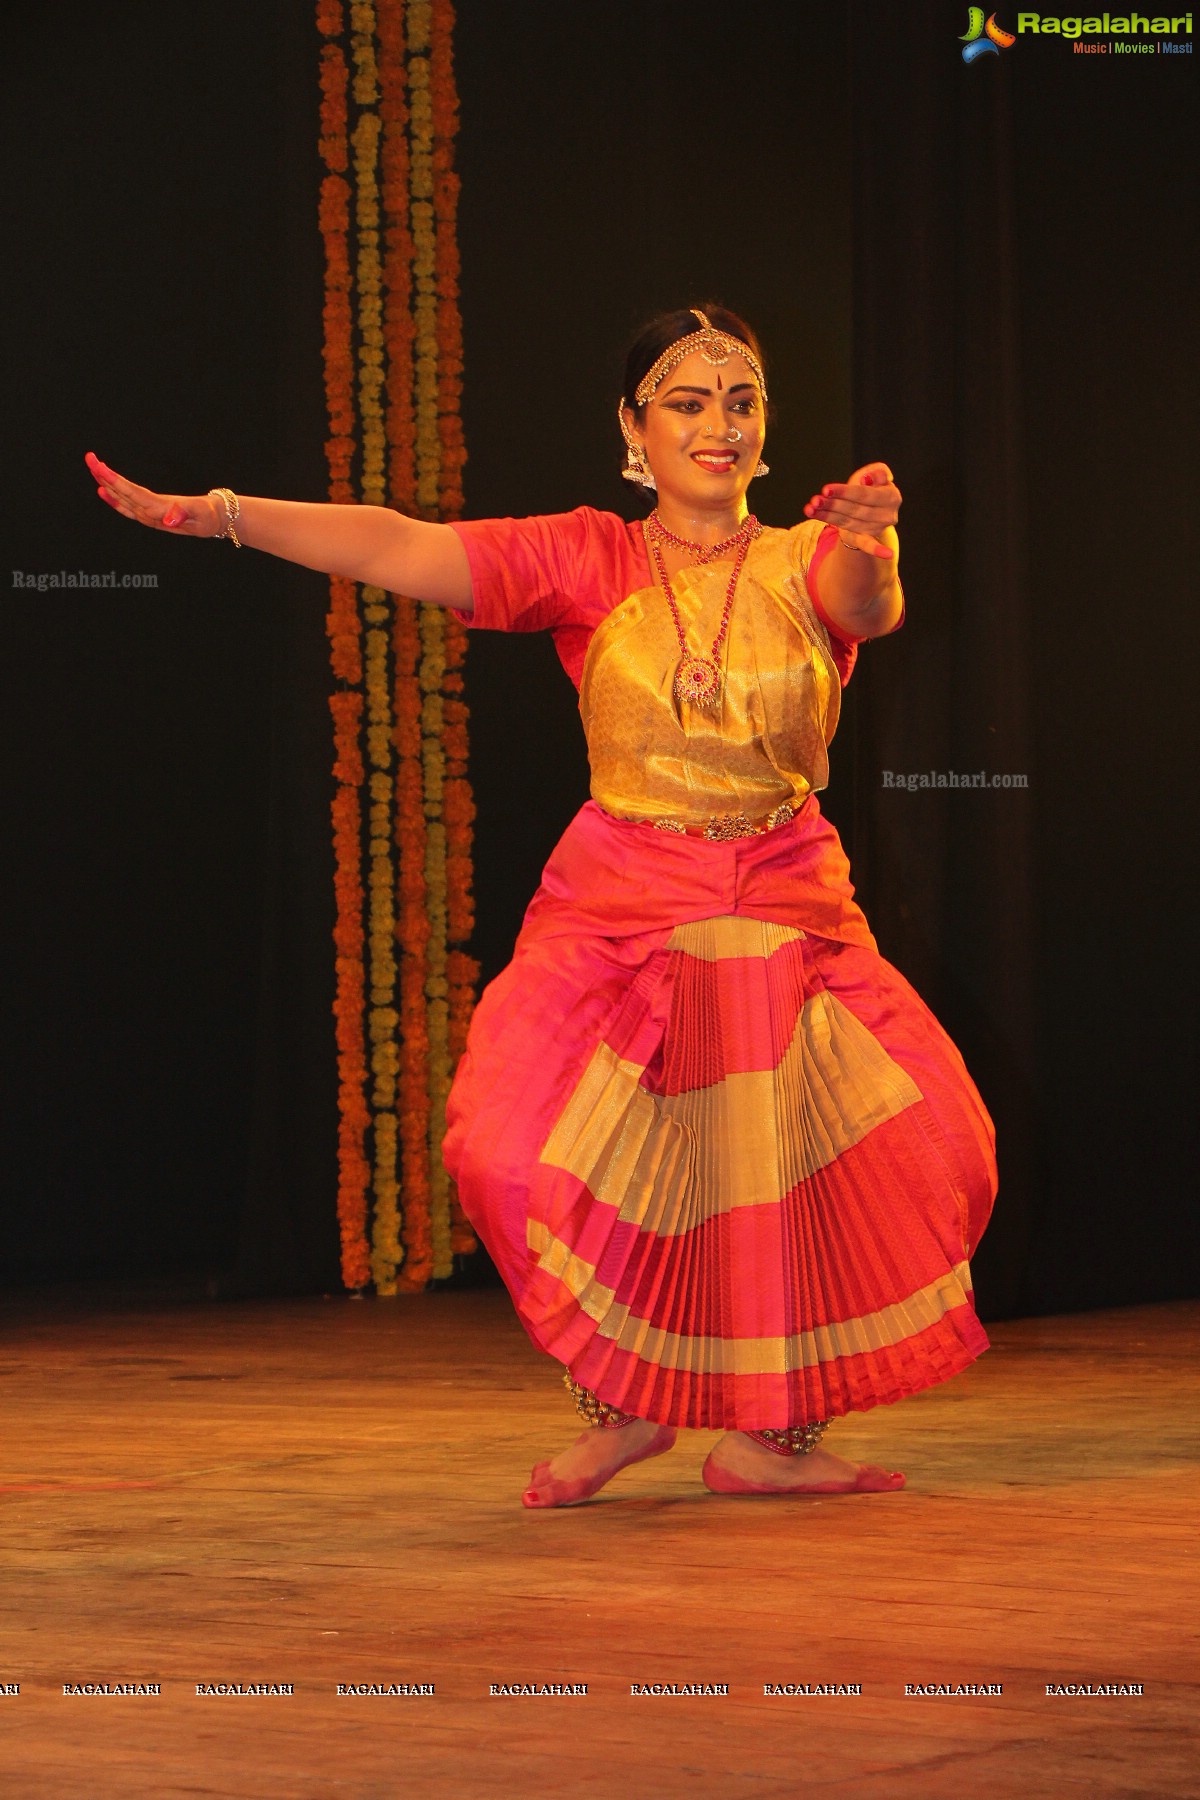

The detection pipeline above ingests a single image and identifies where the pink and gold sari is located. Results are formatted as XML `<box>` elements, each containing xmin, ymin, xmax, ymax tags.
<box><xmin>443</xmin><ymin>509</ymin><xmax>996</xmax><ymax>1430</ymax></box>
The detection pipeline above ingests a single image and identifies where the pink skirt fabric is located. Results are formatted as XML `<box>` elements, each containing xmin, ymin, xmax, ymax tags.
<box><xmin>443</xmin><ymin>798</ymin><xmax>997</xmax><ymax>1431</ymax></box>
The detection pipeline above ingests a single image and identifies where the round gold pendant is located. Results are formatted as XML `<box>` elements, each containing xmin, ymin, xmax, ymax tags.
<box><xmin>673</xmin><ymin>655</ymin><xmax>722</xmax><ymax>709</ymax></box>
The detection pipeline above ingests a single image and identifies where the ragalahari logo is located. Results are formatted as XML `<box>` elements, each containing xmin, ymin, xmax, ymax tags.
<box><xmin>960</xmin><ymin>7</ymin><xmax>1017</xmax><ymax>59</ymax></box>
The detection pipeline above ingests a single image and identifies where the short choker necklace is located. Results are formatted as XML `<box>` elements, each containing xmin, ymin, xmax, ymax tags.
<box><xmin>644</xmin><ymin>511</ymin><xmax>762</xmax><ymax>709</ymax></box>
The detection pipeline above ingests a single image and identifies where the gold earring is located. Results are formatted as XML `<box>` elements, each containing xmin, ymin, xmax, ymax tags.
<box><xmin>618</xmin><ymin>398</ymin><xmax>656</xmax><ymax>490</ymax></box>
<box><xmin>752</xmin><ymin>458</ymin><xmax>770</xmax><ymax>478</ymax></box>
<box><xmin>622</xmin><ymin>442</ymin><xmax>656</xmax><ymax>488</ymax></box>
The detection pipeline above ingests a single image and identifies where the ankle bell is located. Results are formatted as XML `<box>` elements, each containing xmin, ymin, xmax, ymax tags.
<box><xmin>562</xmin><ymin>1369</ymin><xmax>638</xmax><ymax>1428</ymax></box>
<box><xmin>747</xmin><ymin>1421</ymin><xmax>831</xmax><ymax>1456</ymax></box>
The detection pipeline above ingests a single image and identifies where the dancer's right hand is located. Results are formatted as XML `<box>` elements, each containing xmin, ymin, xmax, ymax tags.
<box><xmin>85</xmin><ymin>451</ymin><xmax>223</xmax><ymax>537</ymax></box>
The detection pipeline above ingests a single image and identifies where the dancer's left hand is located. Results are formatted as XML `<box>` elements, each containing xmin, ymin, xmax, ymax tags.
<box><xmin>804</xmin><ymin>463</ymin><xmax>901</xmax><ymax>559</ymax></box>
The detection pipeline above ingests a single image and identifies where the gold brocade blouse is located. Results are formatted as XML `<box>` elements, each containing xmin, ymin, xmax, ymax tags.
<box><xmin>580</xmin><ymin>524</ymin><xmax>844</xmax><ymax>826</ymax></box>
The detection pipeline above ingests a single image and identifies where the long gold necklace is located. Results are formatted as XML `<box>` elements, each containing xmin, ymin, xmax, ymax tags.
<box><xmin>644</xmin><ymin>511</ymin><xmax>762</xmax><ymax>709</ymax></box>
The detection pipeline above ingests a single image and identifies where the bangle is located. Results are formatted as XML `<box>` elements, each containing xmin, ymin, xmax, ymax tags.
<box><xmin>208</xmin><ymin>487</ymin><xmax>242</xmax><ymax>548</ymax></box>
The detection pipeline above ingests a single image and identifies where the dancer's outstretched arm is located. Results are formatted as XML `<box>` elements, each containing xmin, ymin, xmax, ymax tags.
<box><xmin>84</xmin><ymin>452</ymin><xmax>473</xmax><ymax>615</ymax></box>
<box><xmin>803</xmin><ymin>461</ymin><xmax>903</xmax><ymax>640</ymax></box>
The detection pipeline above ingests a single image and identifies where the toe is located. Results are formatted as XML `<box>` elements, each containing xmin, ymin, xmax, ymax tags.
<box><xmin>856</xmin><ymin>1464</ymin><xmax>906</xmax><ymax>1491</ymax></box>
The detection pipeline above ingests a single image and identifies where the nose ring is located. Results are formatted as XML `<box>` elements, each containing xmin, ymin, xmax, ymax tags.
<box><xmin>728</xmin><ymin>428</ymin><xmax>742</xmax><ymax>442</ymax></box>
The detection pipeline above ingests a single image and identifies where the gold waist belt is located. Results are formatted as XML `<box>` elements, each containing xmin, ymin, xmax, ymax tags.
<box><xmin>650</xmin><ymin>800</ymin><xmax>796</xmax><ymax>842</ymax></box>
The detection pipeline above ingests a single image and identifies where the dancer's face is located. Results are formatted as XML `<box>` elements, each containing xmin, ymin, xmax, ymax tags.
<box><xmin>625</xmin><ymin>347</ymin><xmax>766</xmax><ymax>512</ymax></box>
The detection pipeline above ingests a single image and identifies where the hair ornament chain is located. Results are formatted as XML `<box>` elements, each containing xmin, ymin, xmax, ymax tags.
<box><xmin>632</xmin><ymin>309</ymin><xmax>769</xmax><ymax>409</ymax></box>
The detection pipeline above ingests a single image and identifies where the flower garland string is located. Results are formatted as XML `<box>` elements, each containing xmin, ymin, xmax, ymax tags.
<box><xmin>375</xmin><ymin>0</ymin><xmax>434</xmax><ymax>1294</ymax></box>
<box><xmin>318</xmin><ymin>0</ymin><xmax>477</xmax><ymax>1293</ymax></box>
<box><xmin>317</xmin><ymin>19</ymin><xmax>371</xmax><ymax>1289</ymax></box>
<box><xmin>429</xmin><ymin>0</ymin><xmax>477</xmax><ymax>1256</ymax></box>
<box><xmin>405</xmin><ymin>2</ymin><xmax>453</xmax><ymax>1281</ymax></box>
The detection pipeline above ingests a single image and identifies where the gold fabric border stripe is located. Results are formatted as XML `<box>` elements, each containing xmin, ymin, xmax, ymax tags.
<box><xmin>665</xmin><ymin>918</ymin><xmax>805</xmax><ymax>962</ymax></box>
<box><xmin>528</xmin><ymin>1220</ymin><xmax>974</xmax><ymax>1376</ymax></box>
<box><xmin>539</xmin><ymin>989</ymin><xmax>923</xmax><ymax>1222</ymax></box>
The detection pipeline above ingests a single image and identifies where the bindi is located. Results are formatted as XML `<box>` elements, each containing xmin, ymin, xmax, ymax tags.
<box><xmin>716</xmin><ymin>374</ymin><xmax>723</xmax><ymax>390</ymax></box>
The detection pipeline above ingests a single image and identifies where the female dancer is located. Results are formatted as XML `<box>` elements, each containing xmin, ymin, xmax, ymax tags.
<box><xmin>86</xmin><ymin>305</ymin><xmax>997</xmax><ymax>1509</ymax></box>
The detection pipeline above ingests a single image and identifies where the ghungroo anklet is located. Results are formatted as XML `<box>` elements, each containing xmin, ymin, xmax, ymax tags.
<box><xmin>563</xmin><ymin>1370</ymin><xmax>637</xmax><ymax>1429</ymax></box>
<box><xmin>747</xmin><ymin>1421</ymin><xmax>831</xmax><ymax>1456</ymax></box>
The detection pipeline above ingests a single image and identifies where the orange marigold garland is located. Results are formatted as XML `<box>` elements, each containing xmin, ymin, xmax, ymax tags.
<box><xmin>318</xmin><ymin>0</ymin><xmax>476</xmax><ymax>1293</ymax></box>
<box><xmin>412</xmin><ymin>0</ymin><xmax>459</xmax><ymax>1279</ymax></box>
<box><xmin>392</xmin><ymin>601</ymin><xmax>433</xmax><ymax>1292</ymax></box>
<box><xmin>430</xmin><ymin>0</ymin><xmax>465</xmax><ymax>518</ymax></box>
<box><xmin>429</xmin><ymin>0</ymin><xmax>478</xmax><ymax>1255</ymax></box>
<box><xmin>350</xmin><ymin>4</ymin><xmax>406</xmax><ymax>1293</ymax></box>
<box><xmin>318</xmin><ymin>17</ymin><xmax>370</xmax><ymax>1289</ymax></box>
<box><xmin>381</xmin><ymin>0</ymin><xmax>434</xmax><ymax>1292</ymax></box>
<box><xmin>329</xmin><ymin>703</ymin><xmax>370</xmax><ymax>1289</ymax></box>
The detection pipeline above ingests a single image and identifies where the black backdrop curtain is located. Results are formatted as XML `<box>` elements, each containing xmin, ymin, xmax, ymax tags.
<box><xmin>3</xmin><ymin>2</ymin><xmax>1195</xmax><ymax>1313</ymax></box>
<box><xmin>848</xmin><ymin>0</ymin><xmax>1197</xmax><ymax>1314</ymax></box>
<box><xmin>846</xmin><ymin>2</ymin><xmax>1038</xmax><ymax>1314</ymax></box>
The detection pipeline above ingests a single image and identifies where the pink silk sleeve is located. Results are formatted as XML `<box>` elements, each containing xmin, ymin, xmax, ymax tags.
<box><xmin>448</xmin><ymin>507</ymin><xmax>640</xmax><ymax>688</ymax></box>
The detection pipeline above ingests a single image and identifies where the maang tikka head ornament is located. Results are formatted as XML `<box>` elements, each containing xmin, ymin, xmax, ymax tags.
<box><xmin>619</xmin><ymin>309</ymin><xmax>771</xmax><ymax>485</ymax></box>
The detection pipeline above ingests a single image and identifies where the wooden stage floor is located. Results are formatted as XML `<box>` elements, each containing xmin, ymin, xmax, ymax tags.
<box><xmin>1</xmin><ymin>1289</ymin><xmax>1195</xmax><ymax>1799</ymax></box>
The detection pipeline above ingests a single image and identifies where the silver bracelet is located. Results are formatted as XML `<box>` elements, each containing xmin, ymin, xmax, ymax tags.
<box><xmin>208</xmin><ymin>487</ymin><xmax>242</xmax><ymax>548</ymax></box>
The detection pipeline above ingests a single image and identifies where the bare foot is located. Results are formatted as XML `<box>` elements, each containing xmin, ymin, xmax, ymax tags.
<box><xmin>522</xmin><ymin>1420</ymin><xmax>678</xmax><ymax>1508</ymax></box>
<box><xmin>702</xmin><ymin>1430</ymin><xmax>905</xmax><ymax>1496</ymax></box>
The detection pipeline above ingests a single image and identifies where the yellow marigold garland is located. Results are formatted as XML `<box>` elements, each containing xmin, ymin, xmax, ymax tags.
<box><xmin>317</xmin><ymin>0</ymin><xmax>477</xmax><ymax>1293</ymax></box>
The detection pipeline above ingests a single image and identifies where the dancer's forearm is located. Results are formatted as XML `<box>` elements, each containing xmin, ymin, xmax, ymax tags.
<box><xmin>818</xmin><ymin>531</ymin><xmax>904</xmax><ymax>639</ymax></box>
<box><xmin>84</xmin><ymin>454</ymin><xmax>473</xmax><ymax>612</ymax></box>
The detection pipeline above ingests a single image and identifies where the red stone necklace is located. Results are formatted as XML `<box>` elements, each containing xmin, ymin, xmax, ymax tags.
<box><xmin>644</xmin><ymin>510</ymin><xmax>762</xmax><ymax>709</ymax></box>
